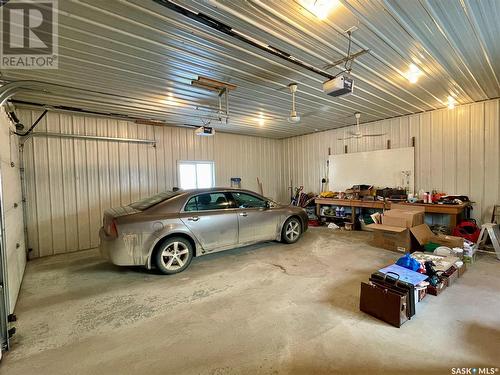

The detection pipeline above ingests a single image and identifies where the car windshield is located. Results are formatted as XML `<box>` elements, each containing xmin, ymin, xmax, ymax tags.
<box><xmin>129</xmin><ymin>191</ymin><xmax>179</xmax><ymax>211</ymax></box>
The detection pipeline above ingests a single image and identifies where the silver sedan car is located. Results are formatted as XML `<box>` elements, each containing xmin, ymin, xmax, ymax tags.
<box><xmin>99</xmin><ymin>188</ymin><xmax>308</xmax><ymax>274</ymax></box>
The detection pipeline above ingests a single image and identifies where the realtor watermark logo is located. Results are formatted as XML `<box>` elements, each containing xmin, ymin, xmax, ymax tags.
<box><xmin>0</xmin><ymin>0</ymin><xmax>58</xmax><ymax>69</ymax></box>
<box><xmin>451</xmin><ymin>368</ymin><xmax>499</xmax><ymax>375</ymax></box>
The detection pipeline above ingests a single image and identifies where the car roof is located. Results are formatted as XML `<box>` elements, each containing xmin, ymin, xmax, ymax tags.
<box><xmin>142</xmin><ymin>188</ymin><xmax>272</xmax><ymax>214</ymax></box>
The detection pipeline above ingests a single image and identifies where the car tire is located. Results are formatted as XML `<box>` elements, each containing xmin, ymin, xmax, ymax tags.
<box><xmin>155</xmin><ymin>237</ymin><xmax>194</xmax><ymax>275</ymax></box>
<box><xmin>281</xmin><ymin>217</ymin><xmax>302</xmax><ymax>244</ymax></box>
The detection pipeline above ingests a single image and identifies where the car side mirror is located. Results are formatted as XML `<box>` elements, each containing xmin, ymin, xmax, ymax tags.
<box><xmin>265</xmin><ymin>201</ymin><xmax>272</xmax><ymax>209</ymax></box>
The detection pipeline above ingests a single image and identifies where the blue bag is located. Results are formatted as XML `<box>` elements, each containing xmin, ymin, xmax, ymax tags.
<box><xmin>395</xmin><ymin>253</ymin><xmax>420</xmax><ymax>272</ymax></box>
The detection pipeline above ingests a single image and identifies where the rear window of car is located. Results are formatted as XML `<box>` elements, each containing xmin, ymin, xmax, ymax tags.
<box><xmin>129</xmin><ymin>191</ymin><xmax>179</xmax><ymax>211</ymax></box>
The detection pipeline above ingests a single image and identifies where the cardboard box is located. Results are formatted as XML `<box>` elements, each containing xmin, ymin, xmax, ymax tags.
<box><xmin>411</xmin><ymin>251</ymin><xmax>460</xmax><ymax>272</ymax></box>
<box><xmin>457</xmin><ymin>263</ymin><xmax>467</xmax><ymax>277</ymax></box>
<box><xmin>410</xmin><ymin>224</ymin><xmax>464</xmax><ymax>249</ymax></box>
<box><xmin>368</xmin><ymin>224</ymin><xmax>413</xmax><ymax>253</ymax></box>
<box><xmin>359</xmin><ymin>189</ymin><xmax>374</xmax><ymax>196</ymax></box>
<box><xmin>442</xmin><ymin>266</ymin><xmax>458</xmax><ymax>286</ymax></box>
<box><xmin>414</xmin><ymin>285</ymin><xmax>427</xmax><ymax>313</ymax></box>
<box><xmin>415</xmin><ymin>285</ymin><xmax>427</xmax><ymax>302</ymax></box>
<box><xmin>382</xmin><ymin>204</ymin><xmax>425</xmax><ymax>228</ymax></box>
<box><xmin>463</xmin><ymin>254</ymin><xmax>477</xmax><ymax>264</ymax></box>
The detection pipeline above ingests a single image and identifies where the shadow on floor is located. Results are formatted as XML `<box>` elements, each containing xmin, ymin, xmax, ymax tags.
<box><xmin>464</xmin><ymin>322</ymin><xmax>500</xmax><ymax>364</ymax></box>
<box><xmin>318</xmin><ymin>272</ymin><xmax>392</xmax><ymax>328</ymax></box>
<box><xmin>281</xmin><ymin>362</ymin><xmax>452</xmax><ymax>375</ymax></box>
<box><xmin>18</xmin><ymin>241</ymin><xmax>287</xmax><ymax>311</ymax></box>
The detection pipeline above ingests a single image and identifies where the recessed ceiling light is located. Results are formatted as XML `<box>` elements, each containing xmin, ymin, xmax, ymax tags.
<box><xmin>300</xmin><ymin>0</ymin><xmax>340</xmax><ymax>20</ymax></box>
<box><xmin>405</xmin><ymin>63</ymin><xmax>422</xmax><ymax>84</ymax></box>
<box><xmin>164</xmin><ymin>92</ymin><xmax>179</xmax><ymax>106</ymax></box>
<box><xmin>447</xmin><ymin>96</ymin><xmax>455</xmax><ymax>109</ymax></box>
<box><xmin>257</xmin><ymin>112</ymin><xmax>265</xmax><ymax>127</ymax></box>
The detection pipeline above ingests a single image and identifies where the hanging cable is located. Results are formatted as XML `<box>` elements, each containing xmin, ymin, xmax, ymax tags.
<box><xmin>11</xmin><ymin>109</ymin><xmax>48</xmax><ymax>136</ymax></box>
<box><xmin>344</xmin><ymin>31</ymin><xmax>353</xmax><ymax>73</ymax></box>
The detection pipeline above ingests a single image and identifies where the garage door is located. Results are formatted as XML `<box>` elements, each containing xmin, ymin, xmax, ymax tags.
<box><xmin>0</xmin><ymin>109</ymin><xmax>27</xmax><ymax>350</ymax></box>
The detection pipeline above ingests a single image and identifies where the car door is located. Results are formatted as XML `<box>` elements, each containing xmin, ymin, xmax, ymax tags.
<box><xmin>231</xmin><ymin>191</ymin><xmax>280</xmax><ymax>244</ymax></box>
<box><xmin>179</xmin><ymin>192</ymin><xmax>238</xmax><ymax>252</ymax></box>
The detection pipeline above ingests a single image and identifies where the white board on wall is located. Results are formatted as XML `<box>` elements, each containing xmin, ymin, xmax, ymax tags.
<box><xmin>328</xmin><ymin>147</ymin><xmax>414</xmax><ymax>191</ymax></box>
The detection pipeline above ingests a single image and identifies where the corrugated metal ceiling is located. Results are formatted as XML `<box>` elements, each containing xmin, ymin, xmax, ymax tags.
<box><xmin>3</xmin><ymin>0</ymin><xmax>499</xmax><ymax>138</ymax></box>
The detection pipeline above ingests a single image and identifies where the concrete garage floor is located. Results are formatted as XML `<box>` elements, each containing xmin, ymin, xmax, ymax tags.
<box><xmin>2</xmin><ymin>228</ymin><xmax>500</xmax><ymax>375</ymax></box>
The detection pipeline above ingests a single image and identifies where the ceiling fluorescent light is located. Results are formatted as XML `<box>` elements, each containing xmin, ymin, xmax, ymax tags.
<box><xmin>447</xmin><ymin>96</ymin><xmax>455</xmax><ymax>109</ymax></box>
<box><xmin>300</xmin><ymin>0</ymin><xmax>340</xmax><ymax>20</ymax></box>
<box><xmin>406</xmin><ymin>63</ymin><xmax>422</xmax><ymax>84</ymax></box>
<box><xmin>164</xmin><ymin>92</ymin><xmax>181</xmax><ymax>107</ymax></box>
<box><xmin>257</xmin><ymin>112</ymin><xmax>265</xmax><ymax>127</ymax></box>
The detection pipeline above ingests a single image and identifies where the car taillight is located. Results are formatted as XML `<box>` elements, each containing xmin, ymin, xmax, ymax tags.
<box><xmin>105</xmin><ymin>219</ymin><xmax>118</xmax><ymax>238</ymax></box>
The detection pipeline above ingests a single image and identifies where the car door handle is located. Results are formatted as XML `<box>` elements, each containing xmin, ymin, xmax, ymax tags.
<box><xmin>239</xmin><ymin>212</ymin><xmax>248</xmax><ymax>217</ymax></box>
<box><xmin>187</xmin><ymin>216</ymin><xmax>200</xmax><ymax>221</ymax></box>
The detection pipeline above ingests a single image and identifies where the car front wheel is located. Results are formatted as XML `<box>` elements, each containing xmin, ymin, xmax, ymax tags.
<box><xmin>282</xmin><ymin>217</ymin><xmax>302</xmax><ymax>244</ymax></box>
<box><xmin>155</xmin><ymin>237</ymin><xmax>193</xmax><ymax>275</ymax></box>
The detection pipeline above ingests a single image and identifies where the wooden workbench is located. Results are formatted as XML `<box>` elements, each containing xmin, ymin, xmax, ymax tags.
<box><xmin>315</xmin><ymin>198</ymin><xmax>470</xmax><ymax>228</ymax></box>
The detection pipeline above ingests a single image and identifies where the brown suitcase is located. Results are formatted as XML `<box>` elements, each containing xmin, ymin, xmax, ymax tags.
<box><xmin>360</xmin><ymin>282</ymin><xmax>409</xmax><ymax>327</ymax></box>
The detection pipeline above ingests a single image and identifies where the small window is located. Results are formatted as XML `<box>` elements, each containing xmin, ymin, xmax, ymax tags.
<box><xmin>232</xmin><ymin>192</ymin><xmax>266</xmax><ymax>209</ymax></box>
<box><xmin>184</xmin><ymin>193</ymin><xmax>231</xmax><ymax>212</ymax></box>
<box><xmin>178</xmin><ymin>161</ymin><xmax>215</xmax><ymax>189</ymax></box>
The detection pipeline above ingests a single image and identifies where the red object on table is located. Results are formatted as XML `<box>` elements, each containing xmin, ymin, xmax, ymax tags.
<box><xmin>432</xmin><ymin>193</ymin><xmax>446</xmax><ymax>203</ymax></box>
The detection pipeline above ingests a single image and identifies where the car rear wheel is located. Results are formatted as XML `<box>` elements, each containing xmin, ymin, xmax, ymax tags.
<box><xmin>282</xmin><ymin>217</ymin><xmax>302</xmax><ymax>244</ymax></box>
<box><xmin>155</xmin><ymin>237</ymin><xmax>193</xmax><ymax>275</ymax></box>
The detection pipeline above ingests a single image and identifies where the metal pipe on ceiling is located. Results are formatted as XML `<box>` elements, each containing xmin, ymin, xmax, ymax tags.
<box><xmin>23</xmin><ymin>132</ymin><xmax>157</xmax><ymax>145</ymax></box>
<box><xmin>0</xmin><ymin>80</ymin><xmax>228</xmax><ymax>122</ymax></box>
<box><xmin>152</xmin><ymin>0</ymin><xmax>336</xmax><ymax>80</ymax></box>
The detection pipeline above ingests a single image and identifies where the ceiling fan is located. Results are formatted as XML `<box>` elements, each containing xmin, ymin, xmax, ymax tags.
<box><xmin>270</xmin><ymin>83</ymin><xmax>333</xmax><ymax>123</ymax></box>
<box><xmin>337</xmin><ymin>112</ymin><xmax>386</xmax><ymax>140</ymax></box>
<box><xmin>286</xmin><ymin>83</ymin><xmax>301</xmax><ymax>123</ymax></box>
<box><xmin>269</xmin><ymin>83</ymin><xmax>303</xmax><ymax>123</ymax></box>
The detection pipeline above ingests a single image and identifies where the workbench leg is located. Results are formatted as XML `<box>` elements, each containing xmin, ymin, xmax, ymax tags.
<box><xmin>450</xmin><ymin>214</ymin><xmax>457</xmax><ymax>229</ymax></box>
<box><xmin>316</xmin><ymin>203</ymin><xmax>321</xmax><ymax>218</ymax></box>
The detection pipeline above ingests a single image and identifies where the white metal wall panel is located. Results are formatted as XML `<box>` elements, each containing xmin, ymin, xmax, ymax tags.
<box><xmin>282</xmin><ymin>99</ymin><xmax>500</xmax><ymax>224</ymax></box>
<box><xmin>0</xmin><ymin>109</ymin><xmax>26</xmax><ymax>313</ymax></box>
<box><xmin>20</xmin><ymin>109</ymin><xmax>283</xmax><ymax>257</ymax></box>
